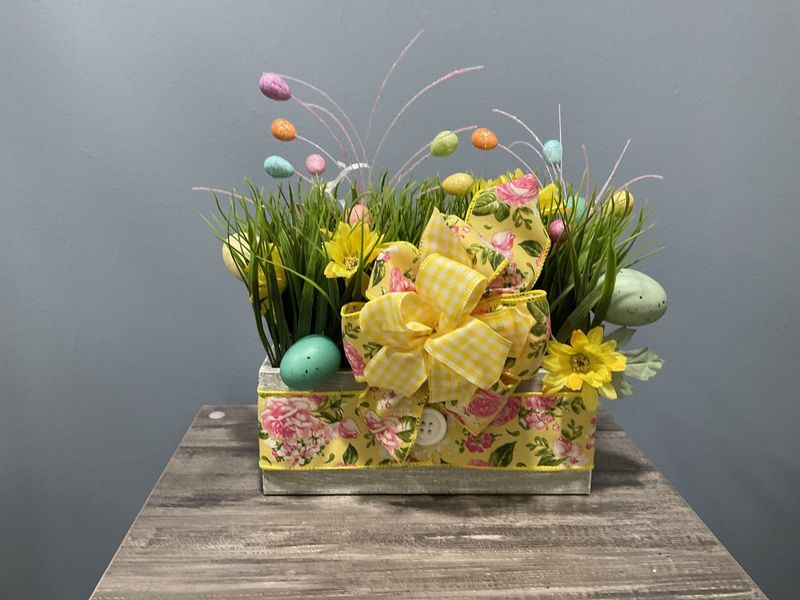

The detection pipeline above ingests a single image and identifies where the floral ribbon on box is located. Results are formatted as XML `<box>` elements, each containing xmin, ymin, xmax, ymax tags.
<box><xmin>339</xmin><ymin>175</ymin><xmax>557</xmax><ymax>461</ymax></box>
<box><xmin>258</xmin><ymin>388</ymin><xmax>596</xmax><ymax>470</ymax></box>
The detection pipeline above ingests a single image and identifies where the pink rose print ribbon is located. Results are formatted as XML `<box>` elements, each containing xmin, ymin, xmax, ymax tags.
<box><xmin>341</xmin><ymin>173</ymin><xmax>553</xmax><ymax>461</ymax></box>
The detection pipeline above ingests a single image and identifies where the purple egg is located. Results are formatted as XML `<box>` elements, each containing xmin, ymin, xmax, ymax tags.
<box><xmin>548</xmin><ymin>219</ymin><xmax>567</xmax><ymax>243</ymax></box>
<box><xmin>305</xmin><ymin>154</ymin><xmax>326</xmax><ymax>175</ymax></box>
<box><xmin>259</xmin><ymin>72</ymin><xmax>291</xmax><ymax>101</ymax></box>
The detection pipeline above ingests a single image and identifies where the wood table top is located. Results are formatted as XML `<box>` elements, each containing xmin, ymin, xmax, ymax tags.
<box><xmin>91</xmin><ymin>405</ymin><xmax>765</xmax><ymax>599</ymax></box>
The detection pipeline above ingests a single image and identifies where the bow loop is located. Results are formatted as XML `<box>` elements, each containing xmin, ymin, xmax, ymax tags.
<box><xmin>424</xmin><ymin>316</ymin><xmax>511</xmax><ymax>390</ymax></box>
<box><xmin>359</xmin><ymin>292</ymin><xmax>436</xmax><ymax>350</ymax></box>
<box><xmin>341</xmin><ymin>172</ymin><xmax>554</xmax><ymax>460</ymax></box>
<box><xmin>416</xmin><ymin>254</ymin><xmax>487</xmax><ymax>325</ymax></box>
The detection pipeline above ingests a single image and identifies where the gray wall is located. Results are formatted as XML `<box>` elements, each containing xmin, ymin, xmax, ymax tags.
<box><xmin>1</xmin><ymin>1</ymin><xmax>798</xmax><ymax>598</ymax></box>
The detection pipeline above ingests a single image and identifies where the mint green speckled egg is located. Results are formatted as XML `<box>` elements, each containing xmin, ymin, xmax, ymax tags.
<box><xmin>264</xmin><ymin>155</ymin><xmax>295</xmax><ymax>178</ymax></box>
<box><xmin>604</xmin><ymin>268</ymin><xmax>668</xmax><ymax>326</ymax></box>
<box><xmin>279</xmin><ymin>335</ymin><xmax>341</xmax><ymax>390</ymax></box>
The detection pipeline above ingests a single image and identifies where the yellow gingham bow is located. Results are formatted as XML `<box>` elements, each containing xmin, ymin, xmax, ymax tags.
<box><xmin>340</xmin><ymin>177</ymin><xmax>552</xmax><ymax>459</ymax></box>
<box><xmin>358</xmin><ymin>211</ymin><xmax>533</xmax><ymax>406</ymax></box>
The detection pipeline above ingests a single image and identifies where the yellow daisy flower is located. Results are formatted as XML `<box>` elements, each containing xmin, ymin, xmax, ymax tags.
<box><xmin>542</xmin><ymin>327</ymin><xmax>627</xmax><ymax>410</ymax></box>
<box><xmin>323</xmin><ymin>221</ymin><xmax>384</xmax><ymax>279</ymax></box>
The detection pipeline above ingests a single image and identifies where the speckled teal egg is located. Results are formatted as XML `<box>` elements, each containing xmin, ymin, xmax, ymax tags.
<box><xmin>280</xmin><ymin>335</ymin><xmax>341</xmax><ymax>390</ymax></box>
<box><xmin>543</xmin><ymin>139</ymin><xmax>562</xmax><ymax>164</ymax></box>
<box><xmin>430</xmin><ymin>130</ymin><xmax>459</xmax><ymax>157</ymax></box>
<box><xmin>604</xmin><ymin>268</ymin><xmax>668</xmax><ymax>326</ymax></box>
<box><xmin>264</xmin><ymin>155</ymin><xmax>294</xmax><ymax>178</ymax></box>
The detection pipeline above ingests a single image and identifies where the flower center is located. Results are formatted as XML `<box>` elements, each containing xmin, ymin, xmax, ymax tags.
<box><xmin>570</xmin><ymin>353</ymin><xmax>591</xmax><ymax>373</ymax></box>
<box><xmin>344</xmin><ymin>256</ymin><xmax>359</xmax><ymax>270</ymax></box>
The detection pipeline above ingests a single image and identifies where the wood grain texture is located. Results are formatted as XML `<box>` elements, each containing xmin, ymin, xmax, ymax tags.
<box><xmin>91</xmin><ymin>406</ymin><xmax>766</xmax><ymax>599</ymax></box>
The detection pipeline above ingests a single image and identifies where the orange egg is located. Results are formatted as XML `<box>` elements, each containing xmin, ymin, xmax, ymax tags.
<box><xmin>271</xmin><ymin>118</ymin><xmax>297</xmax><ymax>141</ymax></box>
<box><xmin>471</xmin><ymin>127</ymin><xmax>498</xmax><ymax>150</ymax></box>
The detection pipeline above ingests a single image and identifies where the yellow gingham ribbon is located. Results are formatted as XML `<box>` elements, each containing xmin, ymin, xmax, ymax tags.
<box><xmin>358</xmin><ymin>211</ymin><xmax>532</xmax><ymax>406</ymax></box>
<box><xmin>340</xmin><ymin>178</ymin><xmax>552</xmax><ymax>460</ymax></box>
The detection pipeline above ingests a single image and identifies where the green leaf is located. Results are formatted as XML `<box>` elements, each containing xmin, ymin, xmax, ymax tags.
<box><xmin>324</xmin><ymin>452</ymin><xmax>336</xmax><ymax>464</ymax></box>
<box><xmin>611</xmin><ymin>371</ymin><xmax>635</xmax><ymax>397</ymax></box>
<box><xmin>489</xmin><ymin>442</ymin><xmax>516</xmax><ymax>467</ymax></box>
<box><xmin>606</xmin><ymin>326</ymin><xmax>636</xmax><ymax>349</ymax></box>
<box><xmin>318</xmin><ymin>411</ymin><xmax>338</xmax><ymax>423</ymax></box>
<box><xmin>372</xmin><ymin>259</ymin><xmax>385</xmax><ymax>285</ymax></box>
<box><xmin>471</xmin><ymin>193</ymin><xmax>496</xmax><ymax>216</ymax></box>
<box><xmin>396</xmin><ymin>430</ymin><xmax>416</xmax><ymax>443</ymax></box>
<box><xmin>342</xmin><ymin>443</ymin><xmax>359</xmax><ymax>465</ymax></box>
<box><xmin>537</xmin><ymin>455</ymin><xmax>567</xmax><ymax>467</ymax></box>
<box><xmin>495</xmin><ymin>203</ymin><xmax>511</xmax><ymax>221</ymax></box>
<box><xmin>519</xmin><ymin>239</ymin><xmax>543</xmax><ymax>258</ymax></box>
<box><xmin>623</xmin><ymin>348</ymin><xmax>664</xmax><ymax>381</ymax></box>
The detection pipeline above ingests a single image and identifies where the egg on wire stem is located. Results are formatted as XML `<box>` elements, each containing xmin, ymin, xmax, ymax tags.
<box><xmin>304</xmin><ymin>154</ymin><xmax>327</xmax><ymax>176</ymax></box>
<box><xmin>295</xmin><ymin>135</ymin><xmax>339</xmax><ymax>169</ymax></box>
<box><xmin>491</xmin><ymin>108</ymin><xmax>549</xmax><ymax>157</ymax></box>
<box><xmin>291</xmin><ymin>97</ymin><xmax>351</xmax><ymax>172</ymax></box>
<box><xmin>508</xmin><ymin>140</ymin><xmax>557</xmax><ymax>184</ymax></box>
<box><xmin>296</xmin><ymin>100</ymin><xmax>354</xmax><ymax>166</ymax></box>
<box><xmin>369</xmin><ymin>65</ymin><xmax>485</xmax><ymax>180</ymax></box>
<box><xmin>278</xmin><ymin>74</ymin><xmax>367</xmax><ymax>162</ymax></box>
<box><xmin>277</xmin><ymin>74</ymin><xmax>368</xmax><ymax>189</ymax></box>
<box><xmin>470</xmin><ymin>127</ymin><xmax>498</xmax><ymax>150</ymax></box>
<box><xmin>390</xmin><ymin>125</ymin><xmax>477</xmax><ymax>186</ymax></box>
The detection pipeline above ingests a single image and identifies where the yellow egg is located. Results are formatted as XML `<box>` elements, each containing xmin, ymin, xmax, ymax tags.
<box><xmin>271</xmin><ymin>118</ymin><xmax>297</xmax><ymax>141</ymax></box>
<box><xmin>607</xmin><ymin>189</ymin><xmax>635</xmax><ymax>215</ymax></box>
<box><xmin>221</xmin><ymin>233</ymin><xmax>249</xmax><ymax>281</ymax></box>
<box><xmin>222</xmin><ymin>234</ymin><xmax>287</xmax><ymax>295</ymax></box>
<box><xmin>471</xmin><ymin>127</ymin><xmax>498</xmax><ymax>150</ymax></box>
<box><xmin>442</xmin><ymin>172</ymin><xmax>474</xmax><ymax>196</ymax></box>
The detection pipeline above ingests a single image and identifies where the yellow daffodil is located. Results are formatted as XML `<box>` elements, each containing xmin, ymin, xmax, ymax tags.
<box><xmin>542</xmin><ymin>327</ymin><xmax>627</xmax><ymax>410</ymax></box>
<box><xmin>323</xmin><ymin>221</ymin><xmax>384</xmax><ymax>279</ymax></box>
<box><xmin>470</xmin><ymin>168</ymin><xmax>524</xmax><ymax>196</ymax></box>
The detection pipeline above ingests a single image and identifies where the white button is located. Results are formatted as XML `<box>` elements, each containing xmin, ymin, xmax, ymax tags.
<box><xmin>415</xmin><ymin>408</ymin><xmax>448</xmax><ymax>446</ymax></box>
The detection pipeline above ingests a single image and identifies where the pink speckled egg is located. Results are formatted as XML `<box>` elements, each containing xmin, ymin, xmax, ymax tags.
<box><xmin>348</xmin><ymin>204</ymin><xmax>372</xmax><ymax>225</ymax></box>
<box><xmin>259</xmin><ymin>72</ymin><xmax>291</xmax><ymax>101</ymax></box>
<box><xmin>305</xmin><ymin>154</ymin><xmax>326</xmax><ymax>175</ymax></box>
<box><xmin>548</xmin><ymin>219</ymin><xmax>567</xmax><ymax>243</ymax></box>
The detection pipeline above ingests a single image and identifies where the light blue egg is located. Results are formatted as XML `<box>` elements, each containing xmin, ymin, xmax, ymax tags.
<box><xmin>543</xmin><ymin>139</ymin><xmax>562</xmax><ymax>164</ymax></box>
<box><xmin>567</xmin><ymin>195</ymin><xmax>587</xmax><ymax>221</ymax></box>
<box><xmin>280</xmin><ymin>335</ymin><xmax>341</xmax><ymax>390</ymax></box>
<box><xmin>264</xmin><ymin>155</ymin><xmax>295</xmax><ymax>178</ymax></box>
<box><xmin>604</xmin><ymin>268</ymin><xmax>668</xmax><ymax>326</ymax></box>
